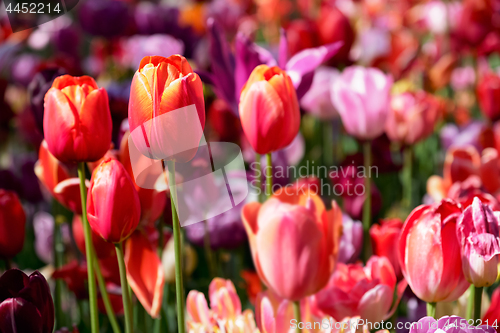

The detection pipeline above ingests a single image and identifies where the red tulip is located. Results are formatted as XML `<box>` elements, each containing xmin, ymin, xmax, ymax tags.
<box><xmin>35</xmin><ymin>140</ymin><xmax>85</xmax><ymax>214</ymax></box>
<box><xmin>477</xmin><ymin>73</ymin><xmax>500</xmax><ymax>122</ymax></box>
<box><xmin>72</xmin><ymin>215</ymin><xmax>115</xmax><ymax>259</ymax></box>
<box><xmin>398</xmin><ymin>199</ymin><xmax>469</xmax><ymax>303</ymax></box>
<box><xmin>0</xmin><ymin>190</ymin><xmax>26</xmax><ymax>258</ymax></box>
<box><xmin>370</xmin><ymin>218</ymin><xmax>404</xmax><ymax>279</ymax></box>
<box><xmin>87</xmin><ymin>158</ymin><xmax>141</xmax><ymax>243</ymax></box>
<box><xmin>242</xmin><ymin>187</ymin><xmax>342</xmax><ymax>300</ymax></box>
<box><xmin>239</xmin><ymin>65</ymin><xmax>300</xmax><ymax>155</ymax></box>
<box><xmin>482</xmin><ymin>287</ymin><xmax>500</xmax><ymax>332</ymax></box>
<box><xmin>316</xmin><ymin>5</ymin><xmax>354</xmax><ymax>65</ymax></box>
<box><xmin>124</xmin><ymin>231</ymin><xmax>164</xmax><ymax>318</ymax></box>
<box><xmin>128</xmin><ymin>55</ymin><xmax>205</xmax><ymax>162</ymax></box>
<box><xmin>43</xmin><ymin>75</ymin><xmax>112</xmax><ymax>163</ymax></box>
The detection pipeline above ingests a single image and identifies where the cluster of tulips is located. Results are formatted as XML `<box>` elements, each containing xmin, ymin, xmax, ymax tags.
<box><xmin>3</xmin><ymin>0</ymin><xmax>500</xmax><ymax>332</ymax></box>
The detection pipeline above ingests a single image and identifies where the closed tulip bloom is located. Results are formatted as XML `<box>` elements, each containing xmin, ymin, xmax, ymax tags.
<box><xmin>128</xmin><ymin>55</ymin><xmax>205</xmax><ymax>162</ymax></box>
<box><xmin>331</xmin><ymin>66</ymin><xmax>393</xmax><ymax>140</ymax></box>
<box><xmin>370</xmin><ymin>218</ymin><xmax>404</xmax><ymax>279</ymax></box>
<box><xmin>0</xmin><ymin>190</ymin><xmax>26</xmax><ymax>258</ymax></box>
<box><xmin>385</xmin><ymin>91</ymin><xmax>441</xmax><ymax>145</ymax></box>
<box><xmin>87</xmin><ymin>158</ymin><xmax>141</xmax><ymax>243</ymax></box>
<box><xmin>239</xmin><ymin>65</ymin><xmax>300</xmax><ymax>155</ymax></box>
<box><xmin>477</xmin><ymin>73</ymin><xmax>500</xmax><ymax>122</ymax></box>
<box><xmin>0</xmin><ymin>269</ymin><xmax>54</xmax><ymax>333</ymax></box>
<box><xmin>242</xmin><ymin>188</ymin><xmax>342</xmax><ymax>301</ymax></box>
<box><xmin>456</xmin><ymin>197</ymin><xmax>500</xmax><ymax>287</ymax></box>
<box><xmin>43</xmin><ymin>75</ymin><xmax>112</xmax><ymax>163</ymax></box>
<box><xmin>398</xmin><ymin>199</ymin><xmax>469</xmax><ymax>303</ymax></box>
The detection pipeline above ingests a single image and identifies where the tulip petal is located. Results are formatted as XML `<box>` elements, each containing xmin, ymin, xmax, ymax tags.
<box><xmin>357</xmin><ymin>284</ymin><xmax>393</xmax><ymax>323</ymax></box>
<box><xmin>0</xmin><ymin>298</ymin><xmax>44</xmax><ymax>333</ymax></box>
<box><xmin>186</xmin><ymin>290</ymin><xmax>212</xmax><ymax>326</ymax></box>
<box><xmin>259</xmin><ymin>297</ymin><xmax>276</xmax><ymax>333</ymax></box>
<box><xmin>52</xmin><ymin>75</ymin><xmax>98</xmax><ymax>90</ymax></box>
<box><xmin>124</xmin><ymin>231</ymin><xmax>165</xmax><ymax>318</ymax></box>
<box><xmin>17</xmin><ymin>271</ymin><xmax>54</xmax><ymax>333</ymax></box>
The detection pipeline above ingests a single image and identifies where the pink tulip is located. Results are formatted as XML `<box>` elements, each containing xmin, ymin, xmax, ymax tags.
<box><xmin>456</xmin><ymin>197</ymin><xmax>500</xmax><ymax>287</ymax></box>
<box><xmin>300</xmin><ymin>66</ymin><xmax>340</xmax><ymax>120</ymax></box>
<box><xmin>311</xmin><ymin>256</ymin><xmax>399</xmax><ymax>323</ymax></box>
<box><xmin>331</xmin><ymin>66</ymin><xmax>393</xmax><ymax>140</ymax></box>
<box><xmin>186</xmin><ymin>278</ymin><xmax>258</xmax><ymax>333</ymax></box>
<box><xmin>385</xmin><ymin>91</ymin><xmax>441</xmax><ymax>145</ymax></box>
<box><xmin>242</xmin><ymin>188</ymin><xmax>343</xmax><ymax>301</ymax></box>
<box><xmin>398</xmin><ymin>199</ymin><xmax>469</xmax><ymax>303</ymax></box>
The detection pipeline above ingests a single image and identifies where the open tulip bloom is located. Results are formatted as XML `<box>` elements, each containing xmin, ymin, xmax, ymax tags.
<box><xmin>8</xmin><ymin>1</ymin><xmax>500</xmax><ymax>333</ymax></box>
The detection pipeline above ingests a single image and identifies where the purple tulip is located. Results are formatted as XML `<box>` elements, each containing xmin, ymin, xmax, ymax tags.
<box><xmin>440</xmin><ymin>121</ymin><xmax>486</xmax><ymax>152</ymax></box>
<box><xmin>78</xmin><ymin>0</ymin><xmax>131</xmax><ymax>38</ymax></box>
<box><xmin>11</xmin><ymin>54</ymin><xmax>40</xmax><ymax>87</ymax></box>
<box><xmin>337</xmin><ymin>214</ymin><xmax>363</xmax><ymax>263</ymax></box>
<box><xmin>456</xmin><ymin>197</ymin><xmax>500</xmax><ymax>287</ymax></box>
<box><xmin>28</xmin><ymin>67</ymin><xmax>67</xmax><ymax>134</ymax></box>
<box><xmin>120</xmin><ymin>34</ymin><xmax>184</xmax><ymax>69</ymax></box>
<box><xmin>331</xmin><ymin>66</ymin><xmax>393</xmax><ymax>140</ymax></box>
<box><xmin>0</xmin><ymin>269</ymin><xmax>55</xmax><ymax>333</ymax></box>
<box><xmin>409</xmin><ymin>316</ymin><xmax>496</xmax><ymax>333</ymax></box>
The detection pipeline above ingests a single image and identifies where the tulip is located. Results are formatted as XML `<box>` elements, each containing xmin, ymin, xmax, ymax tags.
<box><xmin>239</xmin><ymin>65</ymin><xmax>300</xmax><ymax>155</ymax></box>
<box><xmin>370</xmin><ymin>218</ymin><xmax>404</xmax><ymax>279</ymax></box>
<box><xmin>482</xmin><ymin>287</ymin><xmax>500</xmax><ymax>332</ymax></box>
<box><xmin>300</xmin><ymin>66</ymin><xmax>340</xmax><ymax>120</ymax></box>
<box><xmin>78</xmin><ymin>0</ymin><xmax>130</xmax><ymax>38</ymax></box>
<box><xmin>385</xmin><ymin>91</ymin><xmax>441</xmax><ymax>145</ymax></box>
<box><xmin>311</xmin><ymin>256</ymin><xmax>399</xmax><ymax>323</ymax></box>
<box><xmin>72</xmin><ymin>215</ymin><xmax>115</xmax><ymax>259</ymax></box>
<box><xmin>331</xmin><ymin>66</ymin><xmax>393</xmax><ymax>140</ymax></box>
<box><xmin>477</xmin><ymin>73</ymin><xmax>500</xmax><ymax>122</ymax></box>
<box><xmin>337</xmin><ymin>214</ymin><xmax>363</xmax><ymax>264</ymax></box>
<box><xmin>87</xmin><ymin>157</ymin><xmax>141</xmax><ymax>244</ymax></box>
<box><xmin>186</xmin><ymin>278</ymin><xmax>258</xmax><ymax>333</ymax></box>
<box><xmin>241</xmin><ymin>187</ymin><xmax>342</xmax><ymax>301</ymax></box>
<box><xmin>0</xmin><ymin>189</ymin><xmax>26</xmax><ymax>258</ymax></box>
<box><xmin>35</xmin><ymin>140</ymin><xmax>86</xmax><ymax>214</ymax></box>
<box><xmin>456</xmin><ymin>197</ymin><xmax>500</xmax><ymax>287</ymax></box>
<box><xmin>43</xmin><ymin>75</ymin><xmax>112</xmax><ymax>163</ymax></box>
<box><xmin>0</xmin><ymin>269</ymin><xmax>54</xmax><ymax>333</ymax></box>
<box><xmin>398</xmin><ymin>199</ymin><xmax>469</xmax><ymax>305</ymax></box>
<box><xmin>128</xmin><ymin>55</ymin><xmax>205</xmax><ymax>162</ymax></box>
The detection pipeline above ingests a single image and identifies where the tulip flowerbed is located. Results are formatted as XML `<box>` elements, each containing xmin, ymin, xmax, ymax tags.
<box><xmin>2</xmin><ymin>0</ymin><xmax>500</xmax><ymax>333</ymax></box>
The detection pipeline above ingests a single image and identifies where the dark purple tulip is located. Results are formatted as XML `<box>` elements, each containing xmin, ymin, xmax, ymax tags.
<box><xmin>78</xmin><ymin>0</ymin><xmax>131</xmax><ymax>38</ymax></box>
<box><xmin>27</xmin><ymin>67</ymin><xmax>66</xmax><ymax>134</ymax></box>
<box><xmin>0</xmin><ymin>269</ymin><xmax>54</xmax><ymax>333</ymax></box>
<box><xmin>52</xmin><ymin>25</ymin><xmax>81</xmax><ymax>57</ymax></box>
<box><xmin>0</xmin><ymin>79</ymin><xmax>14</xmax><ymax>141</ymax></box>
<box><xmin>185</xmin><ymin>201</ymin><xmax>247</xmax><ymax>249</ymax></box>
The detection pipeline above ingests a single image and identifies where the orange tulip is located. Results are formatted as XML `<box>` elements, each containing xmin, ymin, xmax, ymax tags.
<box><xmin>242</xmin><ymin>187</ymin><xmax>342</xmax><ymax>301</ymax></box>
<box><xmin>87</xmin><ymin>158</ymin><xmax>141</xmax><ymax>244</ymax></box>
<box><xmin>239</xmin><ymin>65</ymin><xmax>300</xmax><ymax>155</ymax></box>
<box><xmin>43</xmin><ymin>75</ymin><xmax>112</xmax><ymax>163</ymax></box>
<box><xmin>128</xmin><ymin>55</ymin><xmax>205</xmax><ymax>162</ymax></box>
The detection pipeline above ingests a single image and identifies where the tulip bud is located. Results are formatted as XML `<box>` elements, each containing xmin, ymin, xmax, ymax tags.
<box><xmin>0</xmin><ymin>190</ymin><xmax>26</xmax><ymax>258</ymax></box>
<box><xmin>239</xmin><ymin>65</ymin><xmax>300</xmax><ymax>155</ymax></box>
<box><xmin>242</xmin><ymin>188</ymin><xmax>342</xmax><ymax>300</ymax></box>
<box><xmin>398</xmin><ymin>199</ymin><xmax>469</xmax><ymax>303</ymax></box>
<box><xmin>370</xmin><ymin>218</ymin><xmax>403</xmax><ymax>279</ymax></box>
<box><xmin>477</xmin><ymin>73</ymin><xmax>500</xmax><ymax>122</ymax></box>
<box><xmin>43</xmin><ymin>75</ymin><xmax>112</xmax><ymax>163</ymax></box>
<box><xmin>0</xmin><ymin>269</ymin><xmax>54</xmax><ymax>333</ymax></box>
<box><xmin>456</xmin><ymin>197</ymin><xmax>500</xmax><ymax>287</ymax></box>
<box><xmin>128</xmin><ymin>55</ymin><xmax>205</xmax><ymax>162</ymax></box>
<box><xmin>87</xmin><ymin>158</ymin><xmax>141</xmax><ymax>243</ymax></box>
<box><xmin>331</xmin><ymin>66</ymin><xmax>393</xmax><ymax>140</ymax></box>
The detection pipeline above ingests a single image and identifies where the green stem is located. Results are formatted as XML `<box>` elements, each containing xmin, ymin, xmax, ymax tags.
<box><xmin>53</xmin><ymin>216</ymin><xmax>64</xmax><ymax>329</ymax></box>
<box><xmin>203</xmin><ymin>220</ymin><xmax>216</xmax><ymax>278</ymax></box>
<box><xmin>403</xmin><ymin>146</ymin><xmax>413</xmax><ymax>208</ymax></box>
<box><xmin>94</xmin><ymin>255</ymin><xmax>121</xmax><ymax>333</ymax></box>
<box><xmin>77</xmin><ymin>162</ymin><xmax>99</xmax><ymax>333</ymax></box>
<box><xmin>166</xmin><ymin>160</ymin><xmax>186</xmax><ymax>333</ymax></box>
<box><xmin>466</xmin><ymin>284</ymin><xmax>474</xmax><ymax>320</ymax></box>
<box><xmin>255</xmin><ymin>153</ymin><xmax>262</xmax><ymax>202</ymax></box>
<box><xmin>116</xmin><ymin>243</ymin><xmax>133</xmax><ymax>333</ymax></box>
<box><xmin>293</xmin><ymin>301</ymin><xmax>302</xmax><ymax>333</ymax></box>
<box><xmin>266</xmin><ymin>153</ymin><xmax>273</xmax><ymax>199</ymax></box>
<box><xmin>426</xmin><ymin>302</ymin><xmax>436</xmax><ymax>319</ymax></box>
<box><xmin>323</xmin><ymin>120</ymin><xmax>334</xmax><ymax>167</ymax></box>
<box><xmin>474</xmin><ymin>286</ymin><xmax>483</xmax><ymax>321</ymax></box>
<box><xmin>362</xmin><ymin>141</ymin><xmax>372</xmax><ymax>262</ymax></box>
